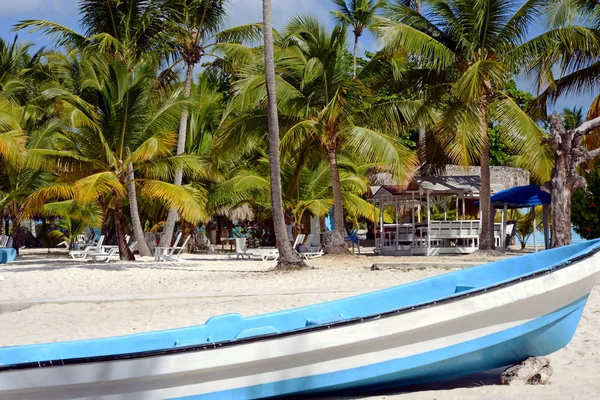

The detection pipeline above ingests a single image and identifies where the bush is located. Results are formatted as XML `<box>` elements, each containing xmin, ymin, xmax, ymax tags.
<box><xmin>572</xmin><ymin>168</ymin><xmax>600</xmax><ymax>240</ymax></box>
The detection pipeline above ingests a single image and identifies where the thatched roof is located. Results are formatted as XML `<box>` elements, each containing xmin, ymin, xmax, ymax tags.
<box><xmin>368</xmin><ymin>165</ymin><xmax>530</xmax><ymax>189</ymax></box>
<box><xmin>214</xmin><ymin>204</ymin><xmax>255</xmax><ymax>222</ymax></box>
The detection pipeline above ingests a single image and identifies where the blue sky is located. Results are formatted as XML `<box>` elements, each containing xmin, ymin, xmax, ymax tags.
<box><xmin>0</xmin><ymin>0</ymin><xmax>595</xmax><ymax>113</ymax></box>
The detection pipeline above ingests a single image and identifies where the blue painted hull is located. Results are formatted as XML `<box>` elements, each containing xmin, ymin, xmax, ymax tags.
<box><xmin>189</xmin><ymin>296</ymin><xmax>587</xmax><ymax>399</ymax></box>
<box><xmin>1</xmin><ymin>240</ymin><xmax>599</xmax><ymax>400</ymax></box>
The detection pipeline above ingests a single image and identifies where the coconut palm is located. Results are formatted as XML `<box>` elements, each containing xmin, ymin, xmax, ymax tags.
<box><xmin>45</xmin><ymin>201</ymin><xmax>103</xmax><ymax>250</ymax></box>
<box><xmin>25</xmin><ymin>57</ymin><xmax>208</xmax><ymax>260</ymax></box>
<box><xmin>331</xmin><ymin>0</ymin><xmax>386</xmax><ymax>78</ymax></box>
<box><xmin>16</xmin><ymin>1</ymin><xmax>172</xmax><ymax>256</ymax></box>
<box><xmin>221</xmin><ymin>16</ymin><xmax>419</xmax><ymax>252</ymax></box>
<box><xmin>520</xmin><ymin>0</ymin><xmax>600</xmax><ymax>107</ymax></box>
<box><xmin>259</xmin><ymin>0</ymin><xmax>305</xmax><ymax>267</ymax></box>
<box><xmin>16</xmin><ymin>0</ymin><xmax>166</xmax><ymax>66</ymax></box>
<box><xmin>376</xmin><ymin>0</ymin><xmax>550</xmax><ymax>251</ymax></box>
<box><xmin>158</xmin><ymin>0</ymin><xmax>262</xmax><ymax>247</ymax></box>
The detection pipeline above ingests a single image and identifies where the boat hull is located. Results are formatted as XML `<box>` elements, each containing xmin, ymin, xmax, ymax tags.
<box><xmin>1</xmin><ymin>247</ymin><xmax>599</xmax><ymax>399</ymax></box>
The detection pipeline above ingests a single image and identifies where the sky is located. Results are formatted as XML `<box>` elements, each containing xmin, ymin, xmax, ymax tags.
<box><xmin>0</xmin><ymin>0</ymin><xmax>595</xmax><ymax>113</ymax></box>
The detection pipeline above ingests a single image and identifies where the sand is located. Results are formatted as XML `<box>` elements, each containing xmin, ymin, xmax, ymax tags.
<box><xmin>1</xmin><ymin>249</ymin><xmax>599</xmax><ymax>399</ymax></box>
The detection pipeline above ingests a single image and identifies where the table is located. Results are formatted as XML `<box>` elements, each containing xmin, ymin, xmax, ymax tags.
<box><xmin>221</xmin><ymin>238</ymin><xmax>236</xmax><ymax>252</ymax></box>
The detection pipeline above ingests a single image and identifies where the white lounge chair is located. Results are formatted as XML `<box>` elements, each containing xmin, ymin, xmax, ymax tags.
<box><xmin>88</xmin><ymin>241</ymin><xmax>138</xmax><ymax>263</ymax></box>
<box><xmin>155</xmin><ymin>235</ymin><xmax>190</xmax><ymax>262</ymax></box>
<box><xmin>261</xmin><ymin>235</ymin><xmax>305</xmax><ymax>262</ymax></box>
<box><xmin>295</xmin><ymin>234</ymin><xmax>324</xmax><ymax>260</ymax></box>
<box><xmin>69</xmin><ymin>235</ymin><xmax>105</xmax><ymax>259</ymax></box>
<box><xmin>88</xmin><ymin>248</ymin><xmax>118</xmax><ymax>263</ymax></box>
<box><xmin>228</xmin><ymin>238</ymin><xmax>254</xmax><ymax>260</ymax></box>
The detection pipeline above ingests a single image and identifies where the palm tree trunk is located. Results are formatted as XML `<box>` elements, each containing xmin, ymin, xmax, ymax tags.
<box><xmin>159</xmin><ymin>62</ymin><xmax>195</xmax><ymax>247</ymax></box>
<box><xmin>549</xmin><ymin>152</ymin><xmax>572</xmax><ymax>248</ymax></box>
<box><xmin>114</xmin><ymin>191</ymin><xmax>135</xmax><ymax>261</ymax></box>
<box><xmin>126</xmin><ymin>163</ymin><xmax>152</xmax><ymax>257</ymax></box>
<box><xmin>328</xmin><ymin>148</ymin><xmax>345</xmax><ymax>233</ymax></box>
<box><xmin>262</xmin><ymin>0</ymin><xmax>305</xmax><ymax>269</ymax></box>
<box><xmin>325</xmin><ymin>147</ymin><xmax>349</xmax><ymax>254</ymax></box>
<box><xmin>418</xmin><ymin>122</ymin><xmax>426</xmax><ymax>172</ymax></box>
<box><xmin>478</xmin><ymin>98</ymin><xmax>494</xmax><ymax>251</ymax></box>
<box><xmin>352</xmin><ymin>33</ymin><xmax>359</xmax><ymax>79</ymax></box>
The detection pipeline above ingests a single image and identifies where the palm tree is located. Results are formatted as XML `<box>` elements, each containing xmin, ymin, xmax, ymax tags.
<box><xmin>517</xmin><ymin>0</ymin><xmax>600</xmax><ymax>247</ymax></box>
<box><xmin>331</xmin><ymin>0</ymin><xmax>386</xmax><ymax>78</ymax></box>
<box><xmin>209</xmin><ymin>155</ymin><xmax>378</xmax><ymax>230</ymax></box>
<box><xmin>222</xmin><ymin>16</ymin><xmax>419</xmax><ymax>253</ymax></box>
<box><xmin>376</xmin><ymin>0</ymin><xmax>550</xmax><ymax>251</ymax></box>
<box><xmin>158</xmin><ymin>0</ymin><xmax>262</xmax><ymax>247</ymax></box>
<box><xmin>16</xmin><ymin>0</ymin><xmax>170</xmax><ymax>256</ymax></box>
<box><xmin>261</xmin><ymin>0</ymin><xmax>305</xmax><ymax>268</ymax></box>
<box><xmin>563</xmin><ymin>107</ymin><xmax>584</xmax><ymax>130</ymax></box>
<box><xmin>520</xmin><ymin>0</ymin><xmax>600</xmax><ymax>108</ymax></box>
<box><xmin>26</xmin><ymin>57</ymin><xmax>208</xmax><ymax>260</ymax></box>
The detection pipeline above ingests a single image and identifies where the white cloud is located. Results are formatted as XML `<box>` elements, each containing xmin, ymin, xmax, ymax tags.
<box><xmin>0</xmin><ymin>0</ymin><xmax>78</xmax><ymax>17</ymax></box>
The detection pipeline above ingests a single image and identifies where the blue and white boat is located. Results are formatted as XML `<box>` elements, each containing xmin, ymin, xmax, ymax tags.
<box><xmin>2</xmin><ymin>240</ymin><xmax>600</xmax><ymax>399</ymax></box>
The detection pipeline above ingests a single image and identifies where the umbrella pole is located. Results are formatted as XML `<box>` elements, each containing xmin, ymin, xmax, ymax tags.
<box><xmin>532</xmin><ymin>207</ymin><xmax>537</xmax><ymax>252</ymax></box>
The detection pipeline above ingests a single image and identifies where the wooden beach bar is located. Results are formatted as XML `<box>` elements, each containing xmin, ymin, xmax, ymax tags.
<box><xmin>370</xmin><ymin>176</ymin><xmax>507</xmax><ymax>256</ymax></box>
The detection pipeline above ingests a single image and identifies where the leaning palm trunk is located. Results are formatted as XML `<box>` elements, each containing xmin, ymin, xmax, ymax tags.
<box><xmin>126</xmin><ymin>163</ymin><xmax>152</xmax><ymax>257</ymax></box>
<box><xmin>114</xmin><ymin>190</ymin><xmax>135</xmax><ymax>261</ymax></box>
<box><xmin>325</xmin><ymin>147</ymin><xmax>350</xmax><ymax>254</ymax></box>
<box><xmin>262</xmin><ymin>0</ymin><xmax>305</xmax><ymax>269</ymax></box>
<box><xmin>160</xmin><ymin>64</ymin><xmax>194</xmax><ymax>247</ymax></box>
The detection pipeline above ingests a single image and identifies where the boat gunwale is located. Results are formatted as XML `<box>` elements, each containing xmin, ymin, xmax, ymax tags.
<box><xmin>2</xmin><ymin>242</ymin><xmax>599</xmax><ymax>372</ymax></box>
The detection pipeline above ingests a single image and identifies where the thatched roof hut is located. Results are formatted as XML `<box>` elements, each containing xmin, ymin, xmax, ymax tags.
<box><xmin>369</xmin><ymin>165</ymin><xmax>530</xmax><ymax>190</ymax></box>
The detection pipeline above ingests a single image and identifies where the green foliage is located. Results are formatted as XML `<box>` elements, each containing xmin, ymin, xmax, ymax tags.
<box><xmin>572</xmin><ymin>168</ymin><xmax>600</xmax><ymax>240</ymax></box>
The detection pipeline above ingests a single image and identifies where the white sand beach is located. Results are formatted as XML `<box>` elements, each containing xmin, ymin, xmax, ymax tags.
<box><xmin>1</xmin><ymin>250</ymin><xmax>598</xmax><ymax>399</ymax></box>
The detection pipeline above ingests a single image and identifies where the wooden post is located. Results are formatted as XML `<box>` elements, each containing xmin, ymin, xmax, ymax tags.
<box><xmin>379</xmin><ymin>200</ymin><xmax>384</xmax><ymax>252</ymax></box>
<box><xmin>502</xmin><ymin>203</ymin><xmax>507</xmax><ymax>250</ymax></box>
<box><xmin>532</xmin><ymin>207</ymin><xmax>538</xmax><ymax>252</ymax></box>
<box><xmin>456</xmin><ymin>196</ymin><xmax>459</xmax><ymax>221</ymax></box>
<box><xmin>427</xmin><ymin>191</ymin><xmax>431</xmax><ymax>255</ymax></box>
<box><xmin>543</xmin><ymin>205</ymin><xmax>549</xmax><ymax>250</ymax></box>
<box><xmin>395</xmin><ymin>200</ymin><xmax>399</xmax><ymax>250</ymax></box>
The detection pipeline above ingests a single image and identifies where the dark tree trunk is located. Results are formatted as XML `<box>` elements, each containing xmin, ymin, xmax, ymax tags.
<box><xmin>321</xmin><ymin>231</ymin><xmax>349</xmax><ymax>255</ymax></box>
<box><xmin>545</xmin><ymin>114</ymin><xmax>600</xmax><ymax>248</ymax></box>
<box><xmin>262</xmin><ymin>0</ymin><xmax>305</xmax><ymax>269</ymax></box>
<box><xmin>160</xmin><ymin>62</ymin><xmax>195</xmax><ymax>248</ymax></box>
<box><xmin>326</xmin><ymin>147</ymin><xmax>349</xmax><ymax>254</ymax></box>
<box><xmin>114</xmin><ymin>193</ymin><xmax>135</xmax><ymax>261</ymax></box>
<box><xmin>478</xmin><ymin>97</ymin><xmax>494</xmax><ymax>250</ymax></box>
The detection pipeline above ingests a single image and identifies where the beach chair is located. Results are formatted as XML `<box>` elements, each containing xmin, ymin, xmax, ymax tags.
<box><xmin>69</xmin><ymin>235</ymin><xmax>105</xmax><ymax>259</ymax></box>
<box><xmin>261</xmin><ymin>249</ymin><xmax>279</xmax><ymax>261</ymax></box>
<box><xmin>155</xmin><ymin>235</ymin><xmax>189</xmax><ymax>262</ymax></box>
<box><xmin>228</xmin><ymin>238</ymin><xmax>254</xmax><ymax>260</ymax></box>
<box><xmin>294</xmin><ymin>234</ymin><xmax>324</xmax><ymax>260</ymax></box>
<box><xmin>260</xmin><ymin>234</ymin><xmax>304</xmax><ymax>262</ymax></box>
<box><xmin>72</xmin><ymin>233</ymin><xmax>96</xmax><ymax>251</ymax></box>
<box><xmin>0</xmin><ymin>235</ymin><xmax>8</xmax><ymax>247</ymax></box>
<box><xmin>88</xmin><ymin>247</ymin><xmax>118</xmax><ymax>263</ymax></box>
<box><xmin>154</xmin><ymin>232</ymin><xmax>182</xmax><ymax>261</ymax></box>
<box><xmin>162</xmin><ymin>236</ymin><xmax>190</xmax><ymax>261</ymax></box>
